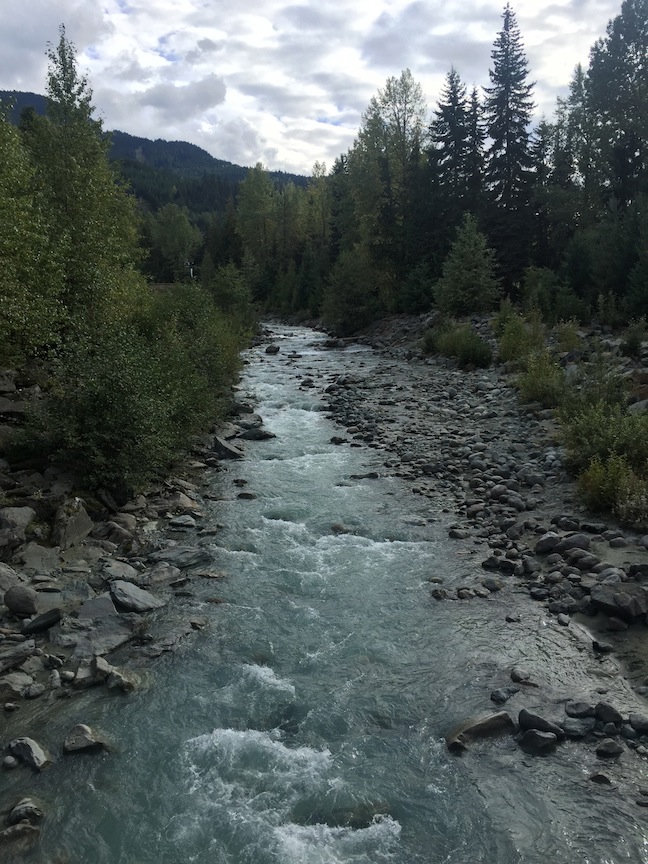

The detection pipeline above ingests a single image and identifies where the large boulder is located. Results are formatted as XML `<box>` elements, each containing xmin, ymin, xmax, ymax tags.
<box><xmin>51</xmin><ymin>498</ymin><xmax>93</xmax><ymax>549</ymax></box>
<box><xmin>7</xmin><ymin>737</ymin><xmax>51</xmax><ymax>771</ymax></box>
<box><xmin>109</xmin><ymin>580</ymin><xmax>166</xmax><ymax>613</ymax></box>
<box><xmin>0</xmin><ymin>562</ymin><xmax>23</xmax><ymax>594</ymax></box>
<box><xmin>63</xmin><ymin>723</ymin><xmax>108</xmax><ymax>753</ymax></box>
<box><xmin>0</xmin><ymin>507</ymin><xmax>36</xmax><ymax>532</ymax></box>
<box><xmin>590</xmin><ymin>583</ymin><xmax>648</xmax><ymax>623</ymax></box>
<box><xmin>0</xmin><ymin>640</ymin><xmax>36</xmax><ymax>674</ymax></box>
<box><xmin>3</xmin><ymin>584</ymin><xmax>38</xmax><ymax>616</ymax></box>
<box><xmin>445</xmin><ymin>711</ymin><xmax>515</xmax><ymax>753</ymax></box>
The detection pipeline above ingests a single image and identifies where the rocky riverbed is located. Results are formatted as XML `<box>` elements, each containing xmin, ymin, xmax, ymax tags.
<box><xmin>2</xmin><ymin>317</ymin><xmax>648</xmax><ymax>855</ymax></box>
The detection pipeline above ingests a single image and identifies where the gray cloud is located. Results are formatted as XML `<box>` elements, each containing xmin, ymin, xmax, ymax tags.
<box><xmin>139</xmin><ymin>74</ymin><xmax>226</xmax><ymax>122</ymax></box>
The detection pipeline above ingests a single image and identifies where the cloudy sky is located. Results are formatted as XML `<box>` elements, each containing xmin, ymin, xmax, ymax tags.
<box><xmin>0</xmin><ymin>0</ymin><xmax>622</xmax><ymax>175</ymax></box>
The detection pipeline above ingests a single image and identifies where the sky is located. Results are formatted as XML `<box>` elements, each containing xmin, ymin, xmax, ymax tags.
<box><xmin>0</xmin><ymin>0</ymin><xmax>623</xmax><ymax>176</ymax></box>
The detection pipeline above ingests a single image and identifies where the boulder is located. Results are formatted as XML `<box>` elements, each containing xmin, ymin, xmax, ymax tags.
<box><xmin>21</xmin><ymin>608</ymin><xmax>62</xmax><ymax>635</ymax></box>
<box><xmin>629</xmin><ymin>713</ymin><xmax>648</xmax><ymax>735</ymax></box>
<box><xmin>0</xmin><ymin>671</ymin><xmax>33</xmax><ymax>700</ymax></box>
<box><xmin>148</xmin><ymin>546</ymin><xmax>211</xmax><ymax>569</ymax></box>
<box><xmin>519</xmin><ymin>708</ymin><xmax>565</xmax><ymax>740</ymax></box>
<box><xmin>77</xmin><ymin>593</ymin><xmax>117</xmax><ymax>620</ymax></box>
<box><xmin>109</xmin><ymin>580</ymin><xmax>166</xmax><ymax>613</ymax></box>
<box><xmin>445</xmin><ymin>711</ymin><xmax>515</xmax><ymax>753</ymax></box>
<box><xmin>3</xmin><ymin>584</ymin><xmax>38</xmax><ymax>616</ymax></box>
<box><xmin>595</xmin><ymin>702</ymin><xmax>624</xmax><ymax>725</ymax></box>
<box><xmin>16</xmin><ymin>542</ymin><xmax>59</xmax><ymax>573</ymax></box>
<box><xmin>562</xmin><ymin>717</ymin><xmax>597</xmax><ymax>739</ymax></box>
<box><xmin>7</xmin><ymin>737</ymin><xmax>51</xmax><ymax>771</ymax></box>
<box><xmin>101</xmin><ymin>559</ymin><xmax>139</xmax><ymax>582</ymax></box>
<box><xmin>7</xmin><ymin>797</ymin><xmax>44</xmax><ymax>825</ymax></box>
<box><xmin>534</xmin><ymin>532</ymin><xmax>560</xmax><ymax>554</ymax></box>
<box><xmin>63</xmin><ymin>723</ymin><xmax>108</xmax><ymax>753</ymax></box>
<box><xmin>0</xmin><ymin>562</ymin><xmax>23</xmax><ymax>593</ymax></box>
<box><xmin>518</xmin><ymin>729</ymin><xmax>559</xmax><ymax>754</ymax></box>
<box><xmin>554</xmin><ymin>533</ymin><xmax>591</xmax><ymax>554</ymax></box>
<box><xmin>596</xmin><ymin>738</ymin><xmax>623</xmax><ymax>758</ymax></box>
<box><xmin>590</xmin><ymin>583</ymin><xmax>648</xmax><ymax>623</ymax></box>
<box><xmin>0</xmin><ymin>639</ymin><xmax>36</xmax><ymax>674</ymax></box>
<box><xmin>212</xmin><ymin>437</ymin><xmax>244</xmax><ymax>460</ymax></box>
<box><xmin>51</xmin><ymin>498</ymin><xmax>93</xmax><ymax>549</ymax></box>
<box><xmin>0</xmin><ymin>507</ymin><xmax>36</xmax><ymax>532</ymax></box>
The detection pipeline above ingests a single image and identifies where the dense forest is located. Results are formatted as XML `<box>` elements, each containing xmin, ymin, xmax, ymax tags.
<box><xmin>0</xmin><ymin>2</ymin><xmax>646</xmax><ymax>524</ymax></box>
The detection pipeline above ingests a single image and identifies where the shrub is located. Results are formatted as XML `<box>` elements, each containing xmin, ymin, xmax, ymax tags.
<box><xmin>620</xmin><ymin>318</ymin><xmax>646</xmax><ymax>358</ymax></box>
<box><xmin>424</xmin><ymin>321</ymin><xmax>492</xmax><ymax>368</ymax></box>
<box><xmin>616</xmin><ymin>472</ymin><xmax>648</xmax><ymax>533</ymax></box>
<box><xmin>516</xmin><ymin>350</ymin><xmax>564</xmax><ymax>407</ymax></box>
<box><xmin>498</xmin><ymin>309</ymin><xmax>545</xmax><ymax>366</ymax></box>
<box><xmin>560</xmin><ymin>401</ymin><xmax>648</xmax><ymax>473</ymax></box>
<box><xmin>555</xmin><ymin>319</ymin><xmax>582</xmax><ymax>353</ymax></box>
<box><xmin>578</xmin><ymin>454</ymin><xmax>631</xmax><ymax>511</ymax></box>
<box><xmin>492</xmin><ymin>298</ymin><xmax>516</xmax><ymax>337</ymax></box>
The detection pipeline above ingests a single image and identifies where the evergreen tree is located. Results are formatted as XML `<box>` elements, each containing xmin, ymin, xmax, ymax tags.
<box><xmin>430</xmin><ymin>67</ymin><xmax>469</xmax><ymax>200</ymax></box>
<box><xmin>434</xmin><ymin>213</ymin><xmax>501</xmax><ymax>315</ymax></box>
<box><xmin>465</xmin><ymin>87</ymin><xmax>486</xmax><ymax>216</ymax></box>
<box><xmin>484</xmin><ymin>4</ymin><xmax>535</xmax><ymax>288</ymax></box>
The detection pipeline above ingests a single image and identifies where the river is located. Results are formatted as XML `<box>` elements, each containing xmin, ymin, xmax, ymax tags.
<box><xmin>11</xmin><ymin>324</ymin><xmax>648</xmax><ymax>863</ymax></box>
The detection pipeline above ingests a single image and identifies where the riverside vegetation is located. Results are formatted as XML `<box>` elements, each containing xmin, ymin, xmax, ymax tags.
<box><xmin>0</xmin><ymin>5</ymin><xmax>647</xmax><ymax>856</ymax></box>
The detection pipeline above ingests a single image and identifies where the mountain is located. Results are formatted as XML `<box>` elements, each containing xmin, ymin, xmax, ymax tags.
<box><xmin>0</xmin><ymin>90</ymin><xmax>306</xmax><ymax>188</ymax></box>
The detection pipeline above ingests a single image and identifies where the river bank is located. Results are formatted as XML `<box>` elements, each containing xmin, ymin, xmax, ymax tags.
<box><xmin>2</xmin><ymin>319</ymin><xmax>648</xmax><ymax>859</ymax></box>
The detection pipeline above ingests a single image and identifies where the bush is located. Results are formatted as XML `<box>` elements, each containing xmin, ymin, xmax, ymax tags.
<box><xmin>560</xmin><ymin>401</ymin><xmax>648</xmax><ymax>474</ymax></box>
<box><xmin>498</xmin><ymin>310</ymin><xmax>545</xmax><ymax>366</ymax></box>
<box><xmin>620</xmin><ymin>318</ymin><xmax>646</xmax><ymax>358</ymax></box>
<box><xmin>616</xmin><ymin>472</ymin><xmax>648</xmax><ymax>533</ymax></box>
<box><xmin>434</xmin><ymin>214</ymin><xmax>501</xmax><ymax>316</ymax></box>
<box><xmin>516</xmin><ymin>350</ymin><xmax>564</xmax><ymax>407</ymax></box>
<box><xmin>578</xmin><ymin>454</ymin><xmax>631</xmax><ymax>511</ymax></box>
<box><xmin>555</xmin><ymin>319</ymin><xmax>582</xmax><ymax>353</ymax></box>
<box><xmin>424</xmin><ymin>321</ymin><xmax>492</xmax><ymax>368</ymax></box>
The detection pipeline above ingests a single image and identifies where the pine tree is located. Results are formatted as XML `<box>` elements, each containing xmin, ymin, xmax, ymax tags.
<box><xmin>465</xmin><ymin>87</ymin><xmax>486</xmax><ymax>216</ymax></box>
<box><xmin>484</xmin><ymin>4</ymin><xmax>535</xmax><ymax>288</ymax></box>
<box><xmin>434</xmin><ymin>213</ymin><xmax>501</xmax><ymax>315</ymax></box>
<box><xmin>430</xmin><ymin>67</ymin><xmax>469</xmax><ymax>200</ymax></box>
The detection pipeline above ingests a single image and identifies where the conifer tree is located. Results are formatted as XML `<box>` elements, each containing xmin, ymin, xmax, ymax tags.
<box><xmin>484</xmin><ymin>4</ymin><xmax>535</xmax><ymax>288</ymax></box>
<box><xmin>434</xmin><ymin>213</ymin><xmax>501</xmax><ymax>315</ymax></box>
<box><xmin>430</xmin><ymin>67</ymin><xmax>469</xmax><ymax>200</ymax></box>
<box><xmin>465</xmin><ymin>87</ymin><xmax>486</xmax><ymax>216</ymax></box>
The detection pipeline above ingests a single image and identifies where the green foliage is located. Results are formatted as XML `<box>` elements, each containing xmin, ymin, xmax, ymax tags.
<box><xmin>620</xmin><ymin>318</ymin><xmax>646</xmax><ymax>357</ymax></box>
<box><xmin>561</xmin><ymin>400</ymin><xmax>648</xmax><ymax>473</ymax></box>
<box><xmin>144</xmin><ymin>203</ymin><xmax>201</xmax><ymax>282</ymax></box>
<box><xmin>206</xmin><ymin>262</ymin><xmax>254</xmax><ymax>325</ymax></box>
<box><xmin>521</xmin><ymin>267</ymin><xmax>589</xmax><ymax>325</ymax></box>
<box><xmin>516</xmin><ymin>350</ymin><xmax>564</xmax><ymax>406</ymax></box>
<box><xmin>321</xmin><ymin>245</ymin><xmax>383</xmax><ymax>335</ymax></box>
<box><xmin>434</xmin><ymin>213</ymin><xmax>501</xmax><ymax>315</ymax></box>
<box><xmin>595</xmin><ymin>292</ymin><xmax>625</xmax><ymax>328</ymax></box>
<box><xmin>555</xmin><ymin>319</ymin><xmax>582</xmax><ymax>352</ymax></box>
<box><xmin>616</xmin><ymin>471</ymin><xmax>648</xmax><ymax>533</ymax></box>
<box><xmin>578</xmin><ymin>454</ymin><xmax>631</xmax><ymax>511</ymax></box>
<box><xmin>497</xmin><ymin>309</ymin><xmax>545</xmax><ymax>365</ymax></box>
<box><xmin>423</xmin><ymin>320</ymin><xmax>492</xmax><ymax>368</ymax></box>
<box><xmin>399</xmin><ymin>262</ymin><xmax>435</xmax><ymax>314</ymax></box>
<box><xmin>492</xmin><ymin>297</ymin><xmax>516</xmax><ymax>336</ymax></box>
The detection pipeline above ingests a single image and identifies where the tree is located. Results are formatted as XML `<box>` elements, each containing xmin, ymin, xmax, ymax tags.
<box><xmin>236</xmin><ymin>163</ymin><xmax>277</xmax><ymax>298</ymax></box>
<box><xmin>465</xmin><ymin>87</ymin><xmax>486</xmax><ymax>216</ymax></box>
<box><xmin>430</xmin><ymin>67</ymin><xmax>469</xmax><ymax>200</ymax></box>
<box><xmin>586</xmin><ymin>0</ymin><xmax>648</xmax><ymax>211</ymax></box>
<box><xmin>484</xmin><ymin>4</ymin><xmax>535</xmax><ymax>287</ymax></box>
<box><xmin>147</xmin><ymin>203</ymin><xmax>201</xmax><ymax>282</ymax></box>
<box><xmin>434</xmin><ymin>213</ymin><xmax>501</xmax><ymax>315</ymax></box>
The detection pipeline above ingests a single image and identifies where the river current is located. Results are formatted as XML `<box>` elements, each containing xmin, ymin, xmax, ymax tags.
<box><xmin>11</xmin><ymin>325</ymin><xmax>648</xmax><ymax>863</ymax></box>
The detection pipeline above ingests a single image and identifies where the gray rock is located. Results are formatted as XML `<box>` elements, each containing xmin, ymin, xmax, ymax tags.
<box><xmin>0</xmin><ymin>507</ymin><xmax>36</xmax><ymax>532</ymax></box>
<box><xmin>101</xmin><ymin>559</ymin><xmax>139</xmax><ymax>582</ymax></box>
<box><xmin>590</xmin><ymin>583</ymin><xmax>648</xmax><ymax>622</ymax></box>
<box><xmin>51</xmin><ymin>498</ymin><xmax>93</xmax><ymax>549</ymax></box>
<box><xmin>212</xmin><ymin>437</ymin><xmax>244</xmax><ymax>459</ymax></box>
<box><xmin>0</xmin><ymin>671</ymin><xmax>33</xmax><ymax>700</ymax></box>
<box><xmin>77</xmin><ymin>593</ymin><xmax>117</xmax><ymax>620</ymax></box>
<box><xmin>7</xmin><ymin>737</ymin><xmax>51</xmax><ymax>771</ymax></box>
<box><xmin>0</xmin><ymin>639</ymin><xmax>36</xmax><ymax>674</ymax></box>
<box><xmin>563</xmin><ymin>717</ymin><xmax>597</xmax><ymax>739</ymax></box>
<box><xmin>596</xmin><ymin>738</ymin><xmax>623</xmax><ymax>758</ymax></box>
<box><xmin>519</xmin><ymin>708</ymin><xmax>565</xmax><ymax>739</ymax></box>
<box><xmin>595</xmin><ymin>702</ymin><xmax>624</xmax><ymax>725</ymax></box>
<box><xmin>565</xmin><ymin>701</ymin><xmax>595</xmax><ymax>718</ymax></box>
<box><xmin>490</xmin><ymin>687</ymin><xmax>519</xmax><ymax>705</ymax></box>
<box><xmin>63</xmin><ymin>723</ymin><xmax>108</xmax><ymax>753</ymax></box>
<box><xmin>518</xmin><ymin>729</ymin><xmax>558</xmax><ymax>754</ymax></box>
<box><xmin>7</xmin><ymin>797</ymin><xmax>44</xmax><ymax>825</ymax></box>
<box><xmin>481</xmin><ymin>576</ymin><xmax>504</xmax><ymax>593</ymax></box>
<box><xmin>148</xmin><ymin>546</ymin><xmax>211</xmax><ymax>569</ymax></box>
<box><xmin>50</xmin><ymin>616</ymin><xmax>132</xmax><ymax>658</ymax></box>
<box><xmin>445</xmin><ymin>711</ymin><xmax>515</xmax><ymax>753</ymax></box>
<box><xmin>629</xmin><ymin>713</ymin><xmax>648</xmax><ymax>734</ymax></box>
<box><xmin>511</xmin><ymin>667</ymin><xmax>531</xmax><ymax>683</ymax></box>
<box><xmin>110</xmin><ymin>580</ymin><xmax>166</xmax><ymax>613</ymax></box>
<box><xmin>0</xmin><ymin>820</ymin><xmax>40</xmax><ymax>847</ymax></box>
<box><xmin>535</xmin><ymin>532</ymin><xmax>560</xmax><ymax>554</ymax></box>
<box><xmin>16</xmin><ymin>542</ymin><xmax>59</xmax><ymax>573</ymax></box>
<box><xmin>137</xmin><ymin>561</ymin><xmax>181</xmax><ymax>586</ymax></box>
<box><xmin>169</xmin><ymin>514</ymin><xmax>197</xmax><ymax>528</ymax></box>
<box><xmin>3</xmin><ymin>584</ymin><xmax>38</xmax><ymax>616</ymax></box>
<box><xmin>554</xmin><ymin>533</ymin><xmax>591</xmax><ymax>554</ymax></box>
<box><xmin>0</xmin><ymin>562</ymin><xmax>23</xmax><ymax>594</ymax></box>
<box><xmin>21</xmin><ymin>608</ymin><xmax>62</xmax><ymax>635</ymax></box>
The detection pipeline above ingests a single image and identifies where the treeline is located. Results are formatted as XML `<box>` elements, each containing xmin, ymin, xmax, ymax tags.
<box><xmin>0</xmin><ymin>29</ymin><xmax>252</xmax><ymax>497</ymax></box>
<box><xmin>207</xmin><ymin>0</ymin><xmax>645</xmax><ymax>333</ymax></box>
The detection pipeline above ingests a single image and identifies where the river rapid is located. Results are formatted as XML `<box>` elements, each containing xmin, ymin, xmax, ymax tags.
<box><xmin>12</xmin><ymin>324</ymin><xmax>648</xmax><ymax>863</ymax></box>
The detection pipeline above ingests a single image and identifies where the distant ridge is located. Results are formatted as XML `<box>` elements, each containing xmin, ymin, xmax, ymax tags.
<box><xmin>0</xmin><ymin>89</ymin><xmax>306</xmax><ymax>186</ymax></box>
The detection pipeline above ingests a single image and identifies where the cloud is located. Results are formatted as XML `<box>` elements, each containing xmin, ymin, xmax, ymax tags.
<box><xmin>138</xmin><ymin>73</ymin><xmax>226</xmax><ymax>122</ymax></box>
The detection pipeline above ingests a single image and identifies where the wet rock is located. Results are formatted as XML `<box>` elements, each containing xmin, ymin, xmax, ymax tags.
<box><xmin>0</xmin><ymin>671</ymin><xmax>32</xmax><ymax>700</ymax></box>
<box><xmin>2</xmin><ymin>756</ymin><xmax>19</xmax><ymax>769</ymax></box>
<box><xmin>518</xmin><ymin>729</ymin><xmax>558</xmax><ymax>754</ymax></box>
<box><xmin>554</xmin><ymin>534</ymin><xmax>591</xmax><ymax>554</ymax></box>
<box><xmin>535</xmin><ymin>532</ymin><xmax>560</xmax><ymax>554</ymax></box>
<box><xmin>595</xmin><ymin>702</ymin><xmax>624</xmax><ymax>725</ymax></box>
<box><xmin>629</xmin><ymin>713</ymin><xmax>648</xmax><ymax>735</ymax></box>
<box><xmin>101</xmin><ymin>559</ymin><xmax>139</xmax><ymax>582</ymax></box>
<box><xmin>490</xmin><ymin>687</ymin><xmax>519</xmax><ymax>705</ymax></box>
<box><xmin>563</xmin><ymin>717</ymin><xmax>596</xmax><ymax>739</ymax></box>
<box><xmin>0</xmin><ymin>562</ymin><xmax>23</xmax><ymax>593</ymax></box>
<box><xmin>511</xmin><ymin>667</ymin><xmax>531</xmax><ymax>683</ymax></box>
<box><xmin>445</xmin><ymin>711</ymin><xmax>515</xmax><ymax>753</ymax></box>
<box><xmin>77</xmin><ymin>593</ymin><xmax>117</xmax><ymax>620</ymax></box>
<box><xmin>212</xmin><ymin>437</ymin><xmax>244</xmax><ymax>459</ymax></box>
<box><xmin>15</xmin><ymin>542</ymin><xmax>59</xmax><ymax>573</ymax></box>
<box><xmin>148</xmin><ymin>546</ymin><xmax>211</xmax><ymax>569</ymax></box>
<box><xmin>265</xmin><ymin>344</ymin><xmax>280</xmax><ymax>354</ymax></box>
<box><xmin>565</xmin><ymin>701</ymin><xmax>595</xmax><ymax>718</ymax></box>
<box><xmin>519</xmin><ymin>708</ymin><xmax>565</xmax><ymax>739</ymax></box>
<box><xmin>7</xmin><ymin>797</ymin><xmax>44</xmax><ymax>825</ymax></box>
<box><xmin>110</xmin><ymin>580</ymin><xmax>166</xmax><ymax>613</ymax></box>
<box><xmin>596</xmin><ymin>738</ymin><xmax>623</xmax><ymax>758</ymax></box>
<box><xmin>590</xmin><ymin>583</ymin><xmax>648</xmax><ymax>623</ymax></box>
<box><xmin>7</xmin><ymin>737</ymin><xmax>51</xmax><ymax>771</ymax></box>
<box><xmin>481</xmin><ymin>576</ymin><xmax>504</xmax><ymax>593</ymax></box>
<box><xmin>3</xmin><ymin>584</ymin><xmax>38</xmax><ymax>617</ymax></box>
<box><xmin>589</xmin><ymin>772</ymin><xmax>613</xmax><ymax>785</ymax></box>
<box><xmin>63</xmin><ymin>723</ymin><xmax>108</xmax><ymax>753</ymax></box>
<box><xmin>0</xmin><ymin>820</ymin><xmax>40</xmax><ymax>848</ymax></box>
<box><xmin>0</xmin><ymin>506</ymin><xmax>36</xmax><ymax>532</ymax></box>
